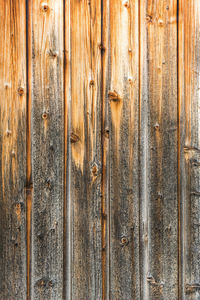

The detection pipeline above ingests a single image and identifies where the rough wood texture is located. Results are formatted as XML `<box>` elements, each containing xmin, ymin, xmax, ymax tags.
<box><xmin>69</xmin><ymin>0</ymin><xmax>102</xmax><ymax>299</ymax></box>
<box><xmin>181</xmin><ymin>1</ymin><xmax>200</xmax><ymax>299</ymax></box>
<box><xmin>102</xmin><ymin>0</ymin><xmax>140</xmax><ymax>299</ymax></box>
<box><xmin>0</xmin><ymin>1</ymin><xmax>27</xmax><ymax>299</ymax></box>
<box><xmin>1</xmin><ymin>2</ymin><xmax>200</xmax><ymax>299</ymax></box>
<box><xmin>30</xmin><ymin>0</ymin><xmax>64</xmax><ymax>299</ymax></box>
<box><xmin>140</xmin><ymin>1</ymin><xmax>178</xmax><ymax>299</ymax></box>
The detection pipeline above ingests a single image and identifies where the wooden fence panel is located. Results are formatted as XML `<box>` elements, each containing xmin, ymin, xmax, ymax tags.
<box><xmin>29</xmin><ymin>1</ymin><xmax>64</xmax><ymax>299</ymax></box>
<box><xmin>140</xmin><ymin>1</ymin><xmax>178</xmax><ymax>299</ymax></box>
<box><xmin>0</xmin><ymin>1</ymin><xmax>200</xmax><ymax>299</ymax></box>
<box><xmin>0</xmin><ymin>1</ymin><xmax>27</xmax><ymax>299</ymax></box>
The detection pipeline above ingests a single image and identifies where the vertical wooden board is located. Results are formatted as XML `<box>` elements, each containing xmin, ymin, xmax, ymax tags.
<box><xmin>140</xmin><ymin>1</ymin><xmax>178</xmax><ymax>299</ymax></box>
<box><xmin>0</xmin><ymin>1</ymin><xmax>27</xmax><ymax>299</ymax></box>
<box><xmin>64</xmin><ymin>0</ymin><xmax>71</xmax><ymax>299</ymax></box>
<box><xmin>178</xmin><ymin>0</ymin><xmax>184</xmax><ymax>298</ymax></box>
<box><xmin>181</xmin><ymin>1</ymin><xmax>200</xmax><ymax>299</ymax></box>
<box><xmin>101</xmin><ymin>0</ymin><xmax>110</xmax><ymax>299</ymax></box>
<box><xmin>70</xmin><ymin>0</ymin><xmax>102</xmax><ymax>299</ymax></box>
<box><xmin>30</xmin><ymin>0</ymin><xmax>64</xmax><ymax>299</ymax></box>
<box><xmin>102</xmin><ymin>0</ymin><xmax>140</xmax><ymax>298</ymax></box>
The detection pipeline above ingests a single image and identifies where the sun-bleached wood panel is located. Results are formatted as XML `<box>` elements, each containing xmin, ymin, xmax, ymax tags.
<box><xmin>29</xmin><ymin>1</ymin><xmax>64</xmax><ymax>298</ymax></box>
<box><xmin>0</xmin><ymin>1</ymin><xmax>27</xmax><ymax>299</ymax></box>
<box><xmin>140</xmin><ymin>1</ymin><xmax>178</xmax><ymax>299</ymax></box>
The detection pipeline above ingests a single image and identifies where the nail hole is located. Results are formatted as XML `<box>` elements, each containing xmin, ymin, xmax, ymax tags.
<box><xmin>41</xmin><ymin>2</ymin><xmax>49</xmax><ymax>12</ymax></box>
<box><xmin>154</xmin><ymin>123</ymin><xmax>160</xmax><ymax>131</ymax></box>
<box><xmin>120</xmin><ymin>236</ymin><xmax>129</xmax><ymax>246</ymax></box>
<box><xmin>42</xmin><ymin>112</ymin><xmax>48</xmax><ymax>120</ymax></box>
<box><xmin>104</xmin><ymin>128</ymin><xmax>109</xmax><ymax>138</ymax></box>
<box><xmin>158</xmin><ymin>19</ymin><xmax>164</xmax><ymax>26</ymax></box>
<box><xmin>122</xmin><ymin>0</ymin><xmax>129</xmax><ymax>8</ymax></box>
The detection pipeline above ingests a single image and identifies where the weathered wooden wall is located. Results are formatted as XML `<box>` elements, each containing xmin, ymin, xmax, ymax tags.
<box><xmin>0</xmin><ymin>1</ymin><xmax>199</xmax><ymax>299</ymax></box>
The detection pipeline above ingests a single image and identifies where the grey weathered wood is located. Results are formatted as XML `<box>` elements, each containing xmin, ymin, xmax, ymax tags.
<box><xmin>181</xmin><ymin>1</ymin><xmax>200</xmax><ymax>299</ymax></box>
<box><xmin>30</xmin><ymin>0</ymin><xmax>64</xmax><ymax>298</ymax></box>
<box><xmin>140</xmin><ymin>1</ymin><xmax>178</xmax><ymax>299</ymax></box>
<box><xmin>1</xmin><ymin>2</ymin><xmax>200</xmax><ymax>299</ymax></box>
<box><xmin>0</xmin><ymin>1</ymin><xmax>27</xmax><ymax>299</ymax></box>
<box><xmin>102</xmin><ymin>0</ymin><xmax>140</xmax><ymax>299</ymax></box>
<box><xmin>101</xmin><ymin>0</ymin><xmax>110</xmax><ymax>298</ymax></box>
<box><xmin>69</xmin><ymin>0</ymin><xmax>102</xmax><ymax>299</ymax></box>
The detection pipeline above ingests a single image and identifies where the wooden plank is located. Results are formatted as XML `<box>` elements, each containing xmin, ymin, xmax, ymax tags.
<box><xmin>140</xmin><ymin>1</ymin><xmax>178</xmax><ymax>299</ymax></box>
<box><xmin>69</xmin><ymin>0</ymin><xmax>102</xmax><ymax>299</ymax></box>
<box><xmin>181</xmin><ymin>1</ymin><xmax>200</xmax><ymax>299</ymax></box>
<box><xmin>178</xmin><ymin>0</ymin><xmax>184</xmax><ymax>298</ymax></box>
<box><xmin>64</xmin><ymin>0</ymin><xmax>71</xmax><ymax>299</ymax></box>
<box><xmin>30</xmin><ymin>1</ymin><xmax>64</xmax><ymax>298</ymax></box>
<box><xmin>101</xmin><ymin>0</ymin><xmax>110</xmax><ymax>298</ymax></box>
<box><xmin>0</xmin><ymin>1</ymin><xmax>27</xmax><ymax>299</ymax></box>
<box><xmin>102</xmin><ymin>0</ymin><xmax>140</xmax><ymax>298</ymax></box>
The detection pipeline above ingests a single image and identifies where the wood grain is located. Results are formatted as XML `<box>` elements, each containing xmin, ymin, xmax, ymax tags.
<box><xmin>0</xmin><ymin>1</ymin><xmax>27</xmax><ymax>299</ymax></box>
<box><xmin>181</xmin><ymin>1</ymin><xmax>200</xmax><ymax>299</ymax></box>
<box><xmin>69</xmin><ymin>0</ymin><xmax>102</xmax><ymax>298</ymax></box>
<box><xmin>30</xmin><ymin>1</ymin><xmax>64</xmax><ymax>298</ymax></box>
<box><xmin>140</xmin><ymin>1</ymin><xmax>178</xmax><ymax>299</ymax></box>
<box><xmin>102</xmin><ymin>0</ymin><xmax>140</xmax><ymax>299</ymax></box>
<box><xmin>1</xmin><ymin>2</ymin><xmax>200</xmax><ymax>299</ymax></box>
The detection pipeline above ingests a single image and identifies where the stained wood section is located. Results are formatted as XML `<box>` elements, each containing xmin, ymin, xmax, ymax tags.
<box><xmin>0</xmin><ymin>1</ymin><xmax>27</xmax><ymax>299</ymax></box>
<box><xmin>181</xmin><ymin>1</ymin><xmax>200</xmax><ymax>299</ymax></box>
<box><xmin>102</xmin><ymin>0</ymin><xmax>140</xmax><ymax>298</ymax></box>
<box><xmin>30</xmin><ymin>1</ymin><xmax>64</xmax><ymax>298</ymax></box>
<box><xmin>140</xmin><ymin>1</ymin><xmax>178</xmax><ymax>299</ymax></box>
<box><xmin>69</xmin><ymin>0</ymin><xmax>102</xmax><ymax>299</ymax></box>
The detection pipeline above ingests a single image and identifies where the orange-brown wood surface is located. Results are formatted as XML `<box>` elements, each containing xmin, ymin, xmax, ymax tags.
<box><xmin>0</xmin><ymin>1</ymin><xmax>200</xmax><ymax>299</ymax></box>
<box><xmin>0</xmin><ymin>1</ymin><xmax>27</xmax><ymax>299</ymax></box>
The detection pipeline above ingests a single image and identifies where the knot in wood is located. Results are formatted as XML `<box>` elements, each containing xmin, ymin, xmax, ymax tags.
<box><xmin>70</xmin><ymin>132</ymin><xmax>79</xmax><ymax>143</ymax></box>
<box><xmin>146</xmin><ymin>15</ymin><xmax>152</xmax><ymax>23</ymax></box>
<box><xmin>92</xmin><ymin>164</ymin><xmax>98</xmax><ymax>177</ymax></box>
<box><xmin>108</xmin><ymin>90</ymin><xmax>121</xmax><ymax>102</ymax></box>
<box><xmin>89</xmin><ymin>80</ymin><xmax>95</xmax><ymax>87</ymax></box>
<box><xmin>18</xmin><ymin>87</ymin><xmax>24</xmax><ymax>96</ymax></box>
